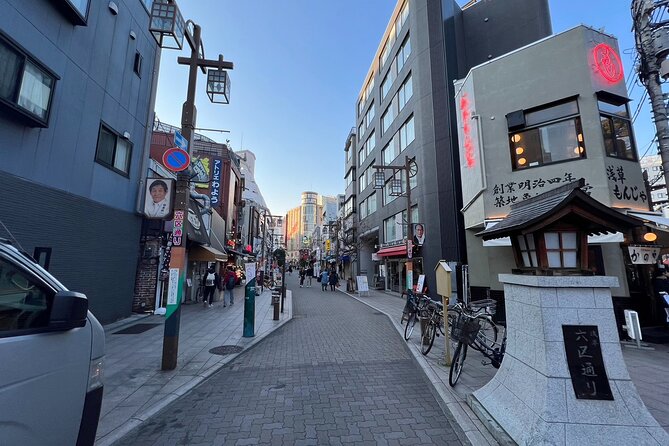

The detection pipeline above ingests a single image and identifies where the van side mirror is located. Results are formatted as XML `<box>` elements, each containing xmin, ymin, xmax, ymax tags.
<box><xmin>49</xmin><ymin>291</ymin><xmax>88</xmax><ymax>330</ymax></box>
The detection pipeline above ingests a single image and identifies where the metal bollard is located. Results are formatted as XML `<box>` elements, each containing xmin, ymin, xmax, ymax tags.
<box><xmin>272</xmin><ymin>288</ymin><xmax>280</xmax><ymax>321</ymax></box>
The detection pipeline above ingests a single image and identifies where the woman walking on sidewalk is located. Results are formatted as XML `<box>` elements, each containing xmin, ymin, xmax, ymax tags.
<box><xmin>320</xmin><ymin>270</ymin><xmax>329</xmax><ymax>291</ymax></box>
<box><xmin>328</xmin><ymin>269</ymin><xmax>339</xmax><ymax>291</ymax></box>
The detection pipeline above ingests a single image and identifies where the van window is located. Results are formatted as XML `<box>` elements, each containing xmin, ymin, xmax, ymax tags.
<box><xmin>0</xmin><ymin>256</ymin><xmax>54</xmax><ymax>332</ymax></box>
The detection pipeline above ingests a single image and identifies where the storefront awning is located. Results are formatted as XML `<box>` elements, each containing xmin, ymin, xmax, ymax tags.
<box><xmin>629</xmin><ymin>212</ymin><xmax>669</xmax><ymax>231</ymax></box>
<box><xmin>189</xmin><ymin>245</ymin><xmax>228</xmax><ymax>262</ymax></box>
<box><xmin>376</xmin><ymin>245</ymin><xmax>407</xmax><ymax>257</ymax></box>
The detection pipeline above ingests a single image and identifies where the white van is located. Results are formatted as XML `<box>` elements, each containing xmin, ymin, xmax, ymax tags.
<box><xmin>0</xmin><ymin>238</ymin><xmax>104</xmax><ymax>446</ymax></box>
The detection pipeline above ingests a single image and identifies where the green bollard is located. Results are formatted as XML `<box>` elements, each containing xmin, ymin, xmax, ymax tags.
<box><xmin>243</xmin><ymin>262</ymin><xmax>256</xmax><ymax>337</ymax></box>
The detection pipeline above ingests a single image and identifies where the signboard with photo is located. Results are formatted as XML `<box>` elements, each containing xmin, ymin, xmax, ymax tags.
<box><xmin>143</xmin><ymin>178</ymin><xmax>175</xmax><ymax>219</ymax></box>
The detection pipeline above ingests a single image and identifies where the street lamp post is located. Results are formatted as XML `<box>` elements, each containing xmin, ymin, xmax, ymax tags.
<box><xmin>373</xmin><ymin>156</ymin><xmax>417</xmax><ymax>291</ymax></box>
<box><xmin>149</xmin><ymin>0</ymin><xmax>234</xmax><ymax>371</ymax></box>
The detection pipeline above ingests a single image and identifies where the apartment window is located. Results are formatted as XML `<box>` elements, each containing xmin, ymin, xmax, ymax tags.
<box><xmin>398</xmin><ymin>74</ymin><xmax>413</xmax><ymax>109</ymax></box>
<box><xmin>358</xmin><ymin>122</ymin><xmax>364</xmax><ymax>138</ymax></box>
<box><xmin>599</xmin><ymin>100</ymin><xmax>635</xmax><ymax>161</ymax></box>
<box><xmin>359</xmin><ymin>146</ymin><xmax>367</xmax><ymax>165</ymax></box>
<box><xmin>381</xmin><ymin>106</ymin><xmax>394</xmax><ymax>134</ymax></box>
<box><xmin>344</xmin><ymin>196</ymin><xmax>355</xmax><ymax>216</ymax></box>
<box><xmin>345</xmin><ymin>169</ymin><xmax>353</xmax><ymax>187</ymax></box>
<box><xmin>95</xmin><ymin>123</ymin><xmax>132</xmax><ymax>175</ymax></box>
<box><xmin>516</xmin><ymin>235</ymin><xmax>538</xmax><ymax>267</ymax></box>
<box><xmin>0</xmin><ymin>33</ymin><xmax>57</xmax><ymax>127</ymax></box>
<box><xmin>366</xmin><ymin>130</ymin><xmax>376</xmax><ymax>156</ymax></box>
<box><xmin>380</xmin><ymin>41</ymin><xmax>391</xmax><ymax>69</ymax></box>
<box><xmin>544</xmin><ymin>231</ymin><xmax>579</xmax><ymax>268</ymax></box>
<box><xmin>66</xmin><ymin>0</ymin><xmax>90</xmax><ymax>18</ymax></box>
<box><xmin>399</xmin><ymin>115</ymin><xmax>415</xmax><ymax>150</ymax></box>
<box><xmin>508</xmin><ymin>99</ymin><xmax>585</xmax><ymax>170</ymax></box>
<box><xmin>359</xmin><ymin>193</ymin><xmax>377</xmax><ymax>220</ymax></box>
<box><xmin>133</xmin><ymin>52</ymin><xmax>143</xmax><ymax>77</ymax></box>
<box><xmin>396</xmin><ymin>35</ymin><xmax>411</xmax><ymax>72</ymax></box>
<box><xmin>381</xmin><ymin>70</ymin><xmax>394</xmax><ymax>100</ymax></box>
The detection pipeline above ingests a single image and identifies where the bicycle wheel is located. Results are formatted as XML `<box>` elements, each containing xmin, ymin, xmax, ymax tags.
<box><xmin>449</xmin><ymin>342</ymin><xmax>467</xmax><ymax>387</ymax></box>
<box><xmin>421</xmin><ymin>320</ymin><xmax>437</xmax><ymax>355</ymax></box>
<box><xmin>404</xmin><ymin>312</ymin><xmax>417</xmax><ymax>341</ymax></box>
<box><xmin>474</xmin><ymin>315</ymin><xmax>498</xmax><ymax>351</ymax></box>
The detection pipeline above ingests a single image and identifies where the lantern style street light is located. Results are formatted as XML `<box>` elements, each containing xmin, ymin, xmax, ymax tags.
<box><xmin>373</xmin><ymin>171</ymin><xmax>385</xmax><ymax>189</ymax></box>
<box><xmin>372</xmin><ymin>156</ymin><xmax>417</xmax><ymax>290</ymax></box>
<box><xmin>149</xmin><ymin>0</ymin><xmax>234</xmax><ymax>371</ymax></box>
<box><xmin>149</xmin><ymin>0</ymin><xmax>186</xmax><ymax>50</ymax></box>
<box><xmin>207</xmin><ymin>61</ymin><xmax>231</xmax><ymax>104</ymax></box>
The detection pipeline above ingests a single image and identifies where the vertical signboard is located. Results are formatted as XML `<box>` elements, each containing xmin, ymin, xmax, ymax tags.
<box><xmin>562</xmin><ymin>325</ymin><xmax>613</xmax><ymax>400</ymax></box>
<box><xmin>210</xmin><ymin>157</ymin><xmax>222</xmax><ymax>205</ymax></box>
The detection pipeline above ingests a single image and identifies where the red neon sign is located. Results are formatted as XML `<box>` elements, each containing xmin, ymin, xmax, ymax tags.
<box><xmin>592</xmin><ymin>43</ymin><xmax>623</xmax><ymax>84</ymax></box>
<box><xmin>460</xmin><ymin>93</ymin><xmax>476</xmax><ymax>168</ymax></box>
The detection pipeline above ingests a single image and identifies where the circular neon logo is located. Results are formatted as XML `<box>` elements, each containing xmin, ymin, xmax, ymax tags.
<box><xmin>593</xmin><ymin>43</ymin><xmax>623</xmax><ymax>83</ymax></box>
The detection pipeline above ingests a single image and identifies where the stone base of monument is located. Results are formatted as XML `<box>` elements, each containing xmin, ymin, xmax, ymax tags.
<box><xmin>471</xmin><ymin>274</ymin><xmax>669</xmax><ymax>446</ymax></box>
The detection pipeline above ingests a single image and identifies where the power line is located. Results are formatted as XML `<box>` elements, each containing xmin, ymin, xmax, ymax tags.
<box><xmin>640</xmin><ymin>136</ymin><xmax>659</xmax><ymax>160</ymax></box>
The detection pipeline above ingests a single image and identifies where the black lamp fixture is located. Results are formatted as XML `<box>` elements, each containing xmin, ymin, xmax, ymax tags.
<box><xmin>149</xmin><ymin>0</ymin><xmax>185</xmax><ymax>49</ymax></box>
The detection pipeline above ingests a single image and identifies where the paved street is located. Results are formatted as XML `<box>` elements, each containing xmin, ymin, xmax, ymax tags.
<box><xmin>117</xmin><ymin>275</ymin><xmax>463</xmax><ymax>445</ymax></box>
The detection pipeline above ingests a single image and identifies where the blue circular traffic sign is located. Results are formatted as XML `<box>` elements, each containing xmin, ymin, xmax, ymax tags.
<box><xmin>163</xmin><ymin>147</ymin><xmax>191</xmax><ymax>172</ymax></box>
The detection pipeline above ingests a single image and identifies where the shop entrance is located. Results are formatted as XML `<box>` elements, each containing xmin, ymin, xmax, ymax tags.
<box><xmin>384</xmin><ymin>257</ymin><xmax>423</xmax><ymax>293</ymax></box>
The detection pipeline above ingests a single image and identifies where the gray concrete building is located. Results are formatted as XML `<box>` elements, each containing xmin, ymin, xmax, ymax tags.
<box><xmin>455</xmin><ymin>26</ymin><xmax>669</xmax><ymax>328</ymax></box>
<box><xmin>0</xmin><ymin>0</ymin><xmax>159</xmax><ymax>323</ymax></box>
<box><xmin>346</xmin><ymin>0</ymin><xmax>552</xmax><ymax>294</ymax></box>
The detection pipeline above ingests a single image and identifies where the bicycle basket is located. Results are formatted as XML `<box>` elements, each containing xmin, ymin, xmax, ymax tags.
<box><xmin>451</xmin><ymin>316</ymin><xmax>481</xmax><ymax>344</ymax></box>
<box><xmin>470</xmin><ymin>298</ymin><xmax>497</xmax><ymax>316</ymax></box>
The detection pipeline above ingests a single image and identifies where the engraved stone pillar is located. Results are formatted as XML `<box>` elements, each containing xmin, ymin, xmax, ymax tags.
<box><xmin>471</xmin><ymin>274</ymin><xmax>669</xmax><ymax>445</ymax></box>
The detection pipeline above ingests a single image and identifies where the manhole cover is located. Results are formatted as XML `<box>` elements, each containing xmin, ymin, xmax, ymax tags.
<box><xmin>113</xmin><ymin>323</ymin><xmax>161</xmax><ymax>335</ymax></box>
<box><xmin>209</xmin><ymin>345</ymin><xmax>244</xmax><ymax>356</ymax></box>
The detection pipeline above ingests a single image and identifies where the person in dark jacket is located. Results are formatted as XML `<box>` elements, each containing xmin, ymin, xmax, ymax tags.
<box><xmin>328</xmin><ymin>269</ymin><xmax>339</xmax><ymax>291</ymax></box>
<box><xmin>306</xmin><ymin>266</ymin><xmax>314</xmax><ymax>287</ymax></box>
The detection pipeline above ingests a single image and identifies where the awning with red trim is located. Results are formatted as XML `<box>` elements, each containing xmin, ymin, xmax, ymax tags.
<box><xmin>376</xmin><ymin>245</ymin><xmax>407</xmax><ymax>257</ymax></box>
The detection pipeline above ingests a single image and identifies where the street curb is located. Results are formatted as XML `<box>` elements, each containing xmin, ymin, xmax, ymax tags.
<box><xmin>97</xmin><ymin>291</ymin><xmax>294</xmax><ymax>446</ymax></box>
<box><xmin>102</xmin><ymin>313</ymin><xmax>154</xmax><ymax>334</ymax></box>
<box><xmin>338</xmin><ymin>289</ymin><xmax>496</xmax><ymax>446</ymax></box>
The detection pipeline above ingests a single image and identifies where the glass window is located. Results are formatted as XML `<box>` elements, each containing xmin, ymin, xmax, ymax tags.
<box><xmin>65</xmin><ymin>0</ymin><xmax>90</xmax><ymax>18</ymax></box>
<box><xmin>0</xmin><ymin>35</ymin><xmax>57</xmax><ymax>126</ymax></box>
<box><xmin>397</xmin><ymin>35</ymin><xmax>411</xmax><ymax>72</ymax></box>
<box><xmin>0</xmin><ymin>256</ymin><xmax>54</xmax><ymax>332</ymax></box>
<box><xmin>599</xmin><ymin>100</ymin><xmax>635</xmax><ymax>161</ymax></box>
<box><xmin>17</xmin><ymin>62</ymin><xmax>54</xmax><ymax>120</ymax></box>
<box><xmin>381</xmin><ymin>71</ymin><xmax>393</xmax><ymax>100</ymax></box>
<box><xmin>400</xmin><ymin>116</ymin><xmax>415</xmax><ymax>150</ymax></box>
<box><xmin>509</xmin><ymin>100</ymin><xmax>584</xmax><ymax>170</ymax></box>
<box><xmin>381</xmin><ymin>107</ymin><xmax>393</xmax><ymax>134</ymax></box>
<box><xmin>0</xmin><ymin>44</ymin><xmax>20</xmax><ymax>101</ymax></box>
<box><xmin>95</xmin><ymin>124</ymin><xmax>132</xmax><ymax>175</ymax></box>
<box><xmin>366</xmin><ymin>130</ymin><xmax>376</xmax><ymax>156</ymax></box>
<box><xmin>359</xmin><ymin>146</ymin><xmax>366</xmax><ymax>165</ymax></box>
<box><xmin>398</xmin><ymin>74</ymin><xmax>412</xmax><ymax>110</ymax></box>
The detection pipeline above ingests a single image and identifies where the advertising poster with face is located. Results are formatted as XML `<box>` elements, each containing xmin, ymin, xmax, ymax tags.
<box><xmin>144</xmin><ymin>178</ymin><xmax>175</xmax><ymax>219</ymax></box>
<box><xmin>412</xmin><ymin>223</ymin><xmax>425</xmax><ymax>246</ymax></box>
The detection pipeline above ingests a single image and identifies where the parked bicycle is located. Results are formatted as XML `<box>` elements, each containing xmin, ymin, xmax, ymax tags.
<box><xmin>402</xmin><ymin>291</ymin><xmax>431</xmax><ymax>341</ymax></box>
<box><xmin>419</xmin><ymin>299</ymin><xmax>445</xmax><ymax>355</ymax></box>
<box><xmin>448</xmin><ymin>299</ymin><xmax>505</xmax><ymax>387</ymax></box>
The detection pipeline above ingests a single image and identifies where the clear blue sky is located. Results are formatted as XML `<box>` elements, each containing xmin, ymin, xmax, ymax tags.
<box><xmin>153</xmin><ymin>0</ymin><xmax>652</xmax><ymax>216</ymax></box>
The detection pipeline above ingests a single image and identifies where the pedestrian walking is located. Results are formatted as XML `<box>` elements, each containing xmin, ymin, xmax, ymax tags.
<box><xmin>299</xmin><ymin>268</ymin><xmax>306</xmax><ymax>287</ymax></box>
<box><xmin>288</xmin><ymin>265</ymin><xmax>293</xmax><ymax>276</ymax></box>
<box><xmin>328</xmin><ymin>269</ymin><xmax>339</xmax><ymax>291</ymax></box>
<box><xmin>320</xmin><ymin>270</ymin><xmax>329</xmax><ymax>291</ymax></box>
<box><xmin>306</xmin><ymin>266</ymin><xmax>314</xmax><ymax>287</ymax></box>
<box><xmin>203</xmin><ymin>266</ymin><xmax>219</xmax><ymax>308</ymax></box>
<box><xmin>223</xmin><ymin>266</ymin><xmax>237</xmax><ymax>306</ymax></box>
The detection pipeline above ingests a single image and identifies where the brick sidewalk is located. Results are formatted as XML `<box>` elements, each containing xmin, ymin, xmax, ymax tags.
<box><xmin>95</xmin><ymin>285</ymin><xmax>292</xmax><ymax>446</ymax></box>
<box><xmin>340</xmin><ymin>287</ymin><xmax>669</xmax><ymax>444</ymax></box>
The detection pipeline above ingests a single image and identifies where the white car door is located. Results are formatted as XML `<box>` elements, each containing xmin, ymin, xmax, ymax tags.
<box><xmin>0</xmin><ymin>251</ymin><xmax>91</xmax><ymax>446</ymax></box>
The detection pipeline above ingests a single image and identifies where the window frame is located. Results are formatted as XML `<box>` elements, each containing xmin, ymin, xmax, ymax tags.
<box><xmin>0</xmin><ymin>30</ymin><xmax>59</xmax><ymax>128</ymax></box>
<box><xmin>543</xmin><ymin>231</ymin><xmax>580</xmax><ymax>269</ymax></box>
<box><xmin>508</xmin><ymin>98</ymin><xmax>585</xmax><ymax>171</ymax></box>
<box><xmin>599</xmin><ymin>100</ymin><xmax>636</xmax><ymax>161</ymax></box>
<box><xmin>95</xmin><ymin>122</ymin><xmax>133</xmax><ymax>177</ymax></box>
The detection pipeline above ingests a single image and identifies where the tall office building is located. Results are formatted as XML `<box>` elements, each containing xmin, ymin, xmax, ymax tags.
<box><xmin>344</xmin><ymin>0</ymin><xmax>552</xmax><ymax>292</ymax></box>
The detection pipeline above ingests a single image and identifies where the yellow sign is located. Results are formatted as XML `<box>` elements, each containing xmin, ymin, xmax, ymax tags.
<box><xmin>325</xmin><ymin>240</ymin><xmax>331</xmax><ymax>251</ymax></box>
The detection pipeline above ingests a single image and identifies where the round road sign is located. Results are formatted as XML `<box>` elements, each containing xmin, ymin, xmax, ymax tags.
<box><xmin>163</xmin><ymin>147</ymin><xmax>191</xmax><ymax>172</ymax></box>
